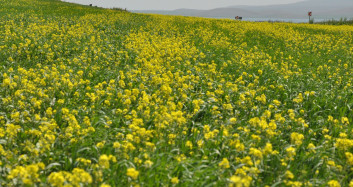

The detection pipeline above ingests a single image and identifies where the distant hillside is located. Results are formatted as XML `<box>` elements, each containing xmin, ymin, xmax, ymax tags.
<box><xmin>134</xmin><ymin>0</ymin><xmax>353</xmax><ymax>19</ymax></box>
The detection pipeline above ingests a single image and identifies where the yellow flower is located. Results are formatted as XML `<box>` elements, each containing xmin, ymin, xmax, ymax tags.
<box><xmin>327</xmin><ymin>180</ymin><xmax>341</xmax><ymax>187</ymax></box>
<box><xmin>255</xmin><ymin>94</ymin><xmax>267</xmax><ymax>104</ymax></box>
<box><xmin>99</xmin><ymin>155</ymin><xmax>110</xmax><ymax>168</ymax></box>
<box><xmin>249</xmin><ymin>148</ymin><xmax>263</xmax><ymax>159</ymax></box>
<box><xmin>127</xmin><ymin>168</ymin><xmax>139</xmax><ymax>180</ymax></box>
<box><xmin>48</xmin><ymin>172</ymin><xmax>65</xmax><ymax>187</ymax></box>
<box><xmin>327</xmin><ymin>160</ymin><xmax>335</xmax><ymax>167</ymax></box>
<box><xmin>293</xmin><ymin>93</ymin><xmax>303</xmax><ymax>103</ymax></box>
<box><xmin>346</xmin><ymin>152</ymin><xmax>353</xmax><ymax>165</ymax></box>
<box><xmin>273</xmin><ymin>100</ymin><xmax>281</xmax><ymax>106</ymax></box>
<box><xmin>72</xmin><ymin>168</ymin><xmax>92</xmax><ymax>184</ymax></box>
<box><xmin>341</xmin><ymin>117</ymin><xmax>349</xmax><ymax>125</ymax></box>
<box><xmin>262</xmin><ymin>143</ymin><xmax>274</xmax><ymax>156</ymax></box>
<box><xmin>335</xmin><ymin>138</ymin><xmax>353</xmax><ymax>150</ymax></box>
<box><xmin>171</xmin><ymin>177</ymin><xmax>179</xmax><ymax>184</ymax></box>
<box><xmin>285</xmin><ymin>170</ymin><xmax>294</xmax><ymax>179</ymax></box>
<box><xmin>229</xmin><ymin>176</ymin><xmax>242</xmax><ymax>187</ymax></box>
<box><xmin>286</xmin><ymin>147</ymin><xmax>296</xmax><ymax>160</ymax></box>
<box><xmin>229</xmin><ymin>175</ymin><xmax>252</xmax><ymax>187</ymax></box>
<box><xmin>144</xmin><ymin>160</ymin><xmax>153</xmax><ymax>168</ymax></box>
<box><xmin>113</xmin><ymin>142</ymin><xmax>121</xmax><ymax>148</ymax></box>
<box><xmin>219</xmin><ymin>158</ymin><xmax>230</xmax><ymax>169</ymax></box>
<box><xmin>96</xmin><ymin>141</ymin><xmax>106</xmax><ymax>148</ymax></box>
<box><xmin>186</xmin><ymin>141</ymin><xmax>193</xmax><ymax>149</ymax></box>
<box><xmin>229</xmin><ymin>117</ymin><xmax>237</xmax><ymax>124</ymax></box>
<box><xmin>290</xmin><ymin>132</ymin><xmax>304</xmax><ymax>146</ymax></box>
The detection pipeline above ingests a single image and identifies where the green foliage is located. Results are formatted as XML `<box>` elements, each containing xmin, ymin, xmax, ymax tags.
<box><xmin>309</xmin><ymin>18</ymin><xmax>314</xmax><ymax>24</ymax></box>
<box><xmin>1</xmin><ymin>0</ymin><xmax>353</xmax><ymax>186</ymax></box>
<box><xmin>317</xmin><ymin>17</ymin><xmax>353</xmax><ymax>25</ymax></box>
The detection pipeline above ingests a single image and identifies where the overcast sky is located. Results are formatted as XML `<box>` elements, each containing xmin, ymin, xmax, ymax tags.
<box><xmin>63</xmin><ymin>0</ymin><xmax>306</xmax><ymax>10</ymax></box>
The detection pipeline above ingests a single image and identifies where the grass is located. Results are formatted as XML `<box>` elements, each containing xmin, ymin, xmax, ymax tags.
<box><xmin>316</xmin><ymin>17</ymin><xmax>353</xmax><ymax>25</ymax></box>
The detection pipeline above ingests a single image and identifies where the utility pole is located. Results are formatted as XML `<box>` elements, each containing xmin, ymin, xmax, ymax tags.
<box><xmin>308</xmin><ymin>11</ymin><xmax>312</xmax><ymax>23</ymax></box>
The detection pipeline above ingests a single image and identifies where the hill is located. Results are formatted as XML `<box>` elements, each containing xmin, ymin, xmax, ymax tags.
<box><xmin>134</xmin><ymin>0</ymin><xmax>353</xmax><ymax>19</ymax></box>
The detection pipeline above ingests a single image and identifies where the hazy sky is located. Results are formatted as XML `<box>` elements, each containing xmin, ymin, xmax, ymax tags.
<box><xmin>63</xmin><ymin>0</ymin><xmax>305</xmax><ymax>10</ymax></box>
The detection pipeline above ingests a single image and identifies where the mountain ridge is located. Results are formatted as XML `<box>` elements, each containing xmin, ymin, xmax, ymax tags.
<box><xmin>133</xmin><ymin>0</ymin><xmax>353</xmax><ymax>19</ymax></box>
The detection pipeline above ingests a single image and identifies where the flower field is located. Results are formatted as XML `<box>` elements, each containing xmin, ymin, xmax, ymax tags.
<box><xmin>1</xmin><ymin>0</ymin><xmax>353</xmax><ymax>186</ymax></box>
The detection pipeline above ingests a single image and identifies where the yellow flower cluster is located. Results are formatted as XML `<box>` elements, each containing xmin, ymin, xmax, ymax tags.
<box><xmin>1</xmin><ymin>0</ymin><xmax>353</xmax><ymax>186</ymax></box>
<box><xmin>48</xmin><ymin>168</ymin><xmax>92</xmax><ymax>187</ymax></box>
<box><xmin>127</xmin><ymin>168</ymin><xmax>139</xmax><ymax>180</ymax></box>
<box><xmin>7</xmin><ymin>163</ymin><xmax>45</xmax><ymax>185</ymax></box>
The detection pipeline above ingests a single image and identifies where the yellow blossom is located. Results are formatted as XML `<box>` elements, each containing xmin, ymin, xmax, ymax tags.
<box><xmin>219</xmin><ymin>158</ymin><xmax>230</xmax><ymax>169</ymax></box>
<box><xmin>127</xmin><ymin>168</ymin><xmax>139</xmax><ymax>180</ymax></box>
<box><xmin>171</xmin><ymin>177</ymin><xmax>179</xmax><ymax>184</ymax></box>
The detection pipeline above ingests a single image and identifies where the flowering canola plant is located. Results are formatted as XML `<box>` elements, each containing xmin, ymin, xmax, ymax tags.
<box><xmin>1</xmin><ymin>0</ymin><xmax>353</xmax><ymax>186</ymax></box>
